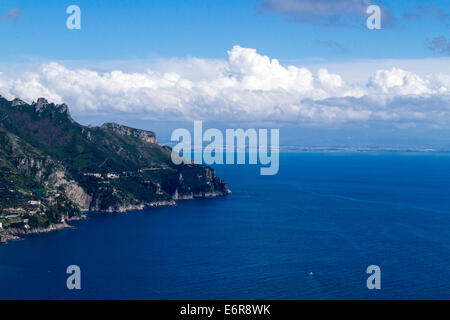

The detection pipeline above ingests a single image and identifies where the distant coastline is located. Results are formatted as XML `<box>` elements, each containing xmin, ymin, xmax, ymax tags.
<box><xmin>158</xmin><ymin>142</ymin><xmax>450</xmax><ymax>153</ymax></box>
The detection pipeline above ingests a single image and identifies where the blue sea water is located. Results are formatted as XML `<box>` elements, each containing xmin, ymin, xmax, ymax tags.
<box><xmin>0</xmin><ymin>152</ymin><xmax>449</xmax><ymax>299</ymax></box>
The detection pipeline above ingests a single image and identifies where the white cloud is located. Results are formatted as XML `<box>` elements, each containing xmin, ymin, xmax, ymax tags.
<box><xmin>367</xmin><ymin>67</ymin><xmax>432</xmax><ymax>95</ymax></box>
<box><xmin>0</xmin><ymin>45</ymin><xmax>449</xmax><ymax>126</ymax></box>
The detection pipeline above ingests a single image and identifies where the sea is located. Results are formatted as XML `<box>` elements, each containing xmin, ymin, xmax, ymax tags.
<box><xmin>0</xmin><ymin>152</ymin><xmax>449</xmax><ymax>299</ymax></box>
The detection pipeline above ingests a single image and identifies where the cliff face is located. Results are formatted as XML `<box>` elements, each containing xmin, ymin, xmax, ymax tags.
<box><xmin>0</xmin><ymin>96</ymin><xmax>230</xmax><ymax>240</ymax></box>
<box><xmin>101</xmin><ymin>123</ymin><xmax>157</xmax><ymax>144</ymax></box>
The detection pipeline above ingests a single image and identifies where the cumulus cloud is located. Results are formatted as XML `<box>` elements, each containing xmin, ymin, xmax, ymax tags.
<box><xmin>0</xmin><ymin>46</ymin><xmax>449</xmax><ymax>126</ymax></box>
<box><xmin>367</xmin><ymin>67</ymin><xmax>433</xmax><ymax>95</ymax></box>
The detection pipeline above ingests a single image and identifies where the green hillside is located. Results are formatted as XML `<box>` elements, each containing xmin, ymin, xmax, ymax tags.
<box><xmin>0</xmin><ymin>96</ymin><xmax>229</xmax><ymax>241</ymax></box>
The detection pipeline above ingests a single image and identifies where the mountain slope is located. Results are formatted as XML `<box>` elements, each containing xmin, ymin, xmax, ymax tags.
<box><xmin>0</xmin><ymin>96</ymin><xmax>230</xmax><ymax>241</ymax></box>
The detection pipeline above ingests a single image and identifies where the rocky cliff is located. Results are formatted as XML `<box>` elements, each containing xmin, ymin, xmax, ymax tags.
<box><xmin>101</xmin><ymin>122</ymin><xmax>157</xmax><ymax>144</ymax></box>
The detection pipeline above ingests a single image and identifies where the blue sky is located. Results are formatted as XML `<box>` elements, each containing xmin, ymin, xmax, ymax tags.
<box><xmin>1</xmin><ymin>0</ymin><xmax>448</xmax><ymax>62</ymax></box>
<box><xmin>1</xmin><ymin>0</ymin><xmax>450</xmax><ymax>147</ymax></box>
